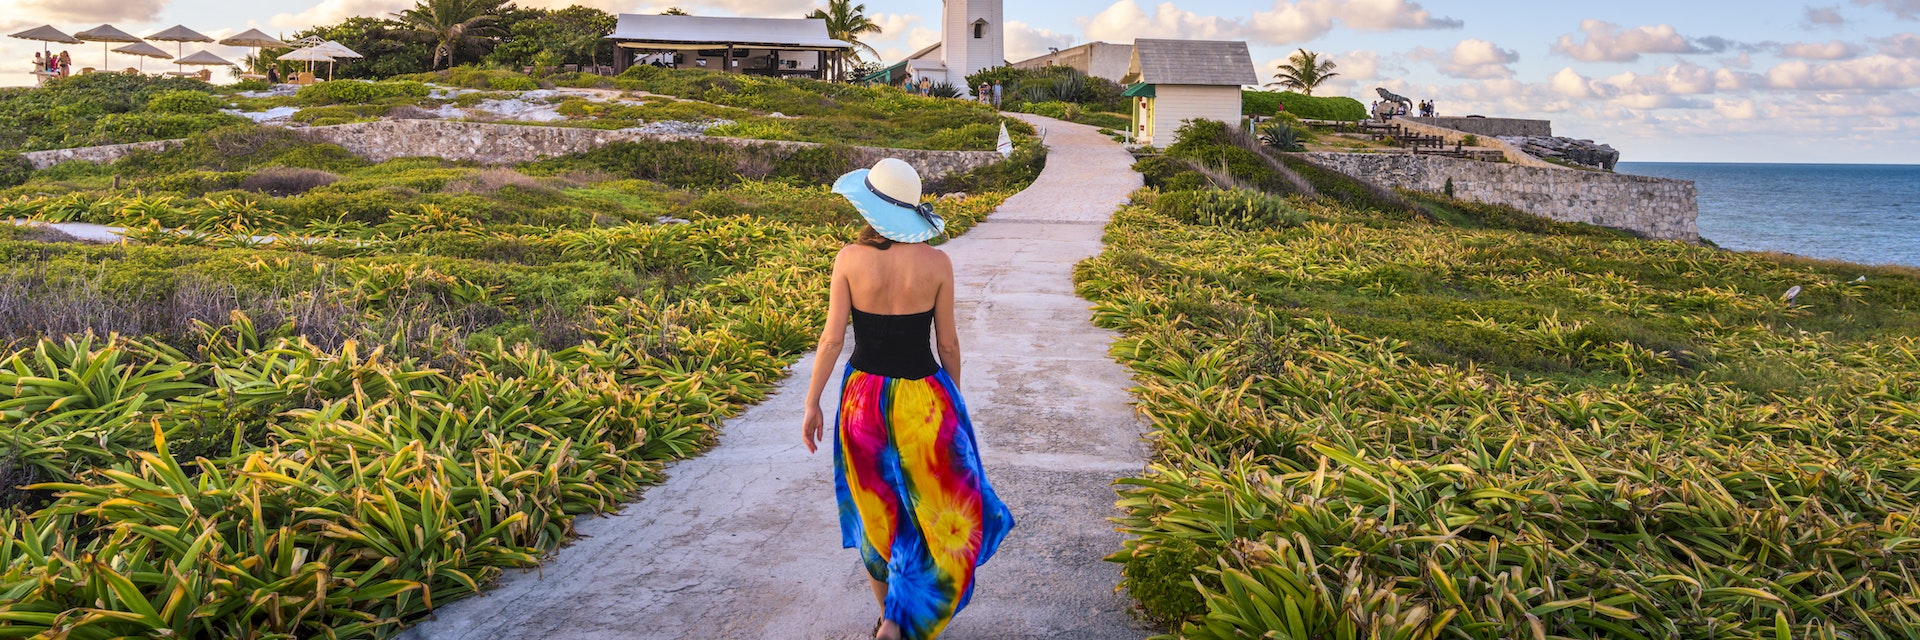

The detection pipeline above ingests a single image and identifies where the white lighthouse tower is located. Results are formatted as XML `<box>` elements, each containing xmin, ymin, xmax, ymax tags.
<box><xmin>941</xmin><ymin>0</ymin><xmax>1003</xmax><ymax>92</ymax></box>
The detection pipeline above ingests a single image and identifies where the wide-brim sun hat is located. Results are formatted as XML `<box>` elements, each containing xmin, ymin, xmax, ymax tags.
<box><xmin>833</xmin><ymin>158</ymin><xmax>945</xmax><ymax>244</ymax></box>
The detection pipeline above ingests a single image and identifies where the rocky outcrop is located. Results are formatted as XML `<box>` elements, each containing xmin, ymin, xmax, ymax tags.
<box><xmin>1499</xmin><ymin>136</ymin><xmax>1620</xmax><ymax>172</ymax></box>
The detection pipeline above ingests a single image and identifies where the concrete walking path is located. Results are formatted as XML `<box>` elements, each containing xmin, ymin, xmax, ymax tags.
<box><xmin>400</xmin><ymin>114</ymin><xmax>1151</xmax><ymax>639</ymax></box>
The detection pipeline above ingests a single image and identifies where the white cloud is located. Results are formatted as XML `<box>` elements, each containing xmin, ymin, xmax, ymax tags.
<box><xmin>16</xmin><ymin>0</ymin><xmax>167</xmax><ymax>23</ymax></box>
<box><xmin>270</xmin><ymin>0</ymin><xmax>410</xmax><ymax>28</ymax></box>
<box><xmin>1332</xmin><ymin>0</ymin><xmax>1463</xmax><ymax>31</ymax></box>
<box><xmin>1084</xmin><ymin>0</ymin><xmax>1459</xmax><ymax>45</ymax></box>
<box><xmin>1415</xmin><ymin>38</ymin><xmax>1517</xmax><ymax>79</ymax></box>
<box><xmin>1550</xmin><ymin>67</ymin><xmax>1595</xmax><ymax>98</ymax></box>
<box><xmin>1767</xmin><ymin>54</ymin><xmax>1920</xmax><ymax>90</ymax></box>
<box><xmin>1005</xmin><ymin>20</ymin><xmax>1075</xmax><ymax>62</ymax></box>
<box><xmin>869</xmin><ymin>12</ymin><xmax>917</xmax><ymax>39</ymax></box>
<box><xmin>1879</xmin><ymin>33</ymin><xmax>1920</xmax><ymax>57</ymax></box>
<box><xmin>1082</xmin><ymin>0</ymin><xmax>1241</xmax><ymax>41</ymax></box>
<box><xmin>1246</xmin><ymin>0</ymin><xmax>1459</xmax><ymax>43</ymax></box>
<box><xmin>1551</xmin><ymin>20</ymin><xmax>1697</xmax><ymax>62</ymax></box>
<box><xmin>1852</xmin><ymin>0</ymin><xmax>1920</xmax><ymax>19</ymax></box>
<box><xmin>1779</xmin><ymin>40</ymin><xmax>1863</xmax><ymax>59</ymax></box>
<box><xmin>1804</xmin><ymin>5</ymin><xmax>1847</xmax><ymax>26</ymax></box>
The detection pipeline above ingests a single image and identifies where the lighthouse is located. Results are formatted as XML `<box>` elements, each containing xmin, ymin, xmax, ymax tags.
<box><xmin>941</xmin><ymin>0</ymin><xmax>1004</xmax><ymax>92</ymax></box>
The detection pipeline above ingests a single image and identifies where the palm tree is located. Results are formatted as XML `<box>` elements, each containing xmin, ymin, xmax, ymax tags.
<box><xmin>395</xmin><ymin>0</ymin><xmax>506</xmax><ymax>69</ymax></box>
<box><xmin>661</xmin><ymin>7</ymin><xmax>690</xmax><ymax>15</ymax></box>
<box><xmin>806</xmin><ymin>0</ymin><xmax>882</xmax><ymax>82</ymax></box>
<box><xmin>1269</xmin><ymin>49</ymin><xmax>1339</xmax><ymax>96</ymax></box>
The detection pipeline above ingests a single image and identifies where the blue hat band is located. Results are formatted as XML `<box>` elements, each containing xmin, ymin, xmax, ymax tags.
<box><xmin>865</xmin><ymin>177</ymin><xmax>943</xmax><ymax>231</ymax></box>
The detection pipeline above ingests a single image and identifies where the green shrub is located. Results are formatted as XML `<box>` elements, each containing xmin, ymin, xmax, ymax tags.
<box><xmin>146</xmin><ymin>90</ymin><xmax>224</xmax><ymax>115</ymax></box>
<box><xmin>90</xmin><ymin>112</ymin><xmax>249</xmax><ymax>144</ymax></box>
<box><xmin>1132</xmin><ymin>156</ymin><xmax>1208</xmax><ymax>192</ymax></box>
<box><xmin>931</xmin><ymin>143</ymin><xmax>1047</xmax><ymax>194</ymax></box>
<box><xmin>127</xmin><ymin>170</ymin><xmax>247</xmax><ymax>195</ymax></box>
<box><xmin>1164</xmin><ymin>119</ymin><xmax>1295</xmax><ymax>193</ymax></box>
<box><xmin>768</xmin><ymin>143</ymin><xmax>862</xmax><ymax>185</ymax></box>
<box><xmin>704</xmin><ymin>120</ymin><xmax>797</xmax><ymax>141</ymax></box>
<box><xmin>488</xmin><ymin>76</ymin><xmax>540</xmax><ymax>91</ymax></box>
<box><xmin>228</xmin><ymin>79</ymin><xmax>271</xmax><ymax>92</ymax></box>
<box><xmin>0</xmin><ymin>153</ymin><xmax>30</xmax><ymax>188</ymax></box>
<box><xmin>294</xmin><ymin>80</ymin><xmax>430</xmax><ymax>105</ymax></box>
<box><xmin>1244</xmin><ymin>90</ymin><xmax>1367</xmax><ymax>121</ymax></box>
<box><xmin>1155</xmin><ymin>188</ymin><xmax>1306</xmax><ymax>231</ymax></box>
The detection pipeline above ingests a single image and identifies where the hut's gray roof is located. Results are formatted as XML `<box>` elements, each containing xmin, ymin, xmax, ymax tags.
<box><xmin>1130</xmin><ymin>39</ymin><xmax>1257</xmax><ymax>86</ymax></box>
<box><xmin>609</xmin><ymin>14</ymin><xmax>850</xmax><ymax>50</ymax></box>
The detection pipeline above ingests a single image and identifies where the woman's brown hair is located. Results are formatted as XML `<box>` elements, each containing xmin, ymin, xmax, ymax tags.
<box><xmin>854</xmin><ymin>224</ymin><xmax>895</xmax><ymax>250</ymax></box>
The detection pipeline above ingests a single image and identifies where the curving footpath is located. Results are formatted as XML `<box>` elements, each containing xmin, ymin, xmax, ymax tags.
<box><xmin>399</xmin><ymin>114</ymin><xmax>1151</xmax><ymax>639</ymax></box>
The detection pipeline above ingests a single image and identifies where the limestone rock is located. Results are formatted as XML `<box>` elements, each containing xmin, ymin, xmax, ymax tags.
<box><xmin>1497</xmin><ymin>135</ymin><xmax>1620</xmax><ymax>171</ymax></box>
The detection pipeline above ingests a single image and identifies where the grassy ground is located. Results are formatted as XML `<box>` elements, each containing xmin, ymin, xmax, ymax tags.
<box><xmin>0</xmin><ymin>103</ymin><xmax>1040</xmax><ymax>636</ymax></box>
<box><xmin>1081</xmin><ymin>122</ymin><xmax>1920</xmax><ymax>638</ymax></box>
<box><xmin>1</xmin><ymin>67</ymin><xmax>1036</xmax><ymax>164</ymax></box>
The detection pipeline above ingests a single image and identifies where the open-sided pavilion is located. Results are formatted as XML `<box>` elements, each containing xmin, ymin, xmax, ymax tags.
<box><xmin>606</xmin><ymin>14</ymin><xmax>852</xmax><ymax>79</ymax></box>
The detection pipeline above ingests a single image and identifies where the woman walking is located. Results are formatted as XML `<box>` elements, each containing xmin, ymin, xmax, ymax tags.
<box><xmin>803</xmin><ymin>158</ymin><xmax>1013</xmax><ymax>640</ymax></box>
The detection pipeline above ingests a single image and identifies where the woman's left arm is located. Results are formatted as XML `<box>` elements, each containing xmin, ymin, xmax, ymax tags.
<box><xmin>932</xmin><ymin>252</ymin><xmax>961</xmax><ymax>389</ymax></box>
<box><xmin>802</xmin><ymin>249</ymin><xmax>853</xmax><ymax>454</ymax></box>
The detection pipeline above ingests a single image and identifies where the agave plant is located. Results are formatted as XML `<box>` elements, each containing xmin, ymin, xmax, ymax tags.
<box><xmin>1258</xmin><ymin>122</ymin><xmax>1304</xmax><ymax>152</ymax></box>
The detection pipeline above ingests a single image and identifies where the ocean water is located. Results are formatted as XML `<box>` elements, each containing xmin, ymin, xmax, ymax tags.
<box><xmin>1616</xmin><ymin>163</ymin><xmax>1920</xmax><ymax>268</ymax></box>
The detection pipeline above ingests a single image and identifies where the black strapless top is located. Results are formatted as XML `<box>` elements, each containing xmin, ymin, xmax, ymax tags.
<box><xmin>848</xmin><ymin>307</ymin><xmax>939</xmax><ymax>379</ymax></box>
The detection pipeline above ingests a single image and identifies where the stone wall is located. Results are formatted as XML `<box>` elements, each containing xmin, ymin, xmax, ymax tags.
<box><xmin>1303</xmin><ymin>152</ymin><xmax>1698</xmax><ymax>242</ymax></box>
<box><xmin>295</xmin><ymin>121</ymin><xmax>1003</xmax><ymax>180</ymax></box>
<box><xmin>1401</xmin><ymin>116</ymin><xmax>1551</xmax><ymax>138</ymax></box>
<box><xmin>20</xmin><ymin>139</ymin><xmax>184</xmax><ymax>170</ymax></box>
<box><xmin>22</xmin><ymin>120</ymin><xmax>1005</xmax><ymax>181</ymax></box>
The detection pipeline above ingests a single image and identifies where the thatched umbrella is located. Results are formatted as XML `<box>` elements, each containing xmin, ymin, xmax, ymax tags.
<box><xmin>9</xmin><ymin>25</ymin><xmax>81</xmax><ymax>55</ymax></box>
<box><xmin>218</xmin><ymin>28</ymin><xmax>287</xmax><ymax>77</ymax></box>
<box><xmin>172</xmin><ymin>49</ymin><xmax>235</xmax><ymax>80</ymax></box>
<box><xmin>112</xmin><ymin>41</ymin><xmax>171</xmax><ymax>72</ymax></box>
<box><xmin>145</xmin><ymin>25</ymin><xmax>213</xmax><ymax>74</ymax></box>
<box><xmin>74</xmin><ymin>24</ymin><xmax>145</xmax><ymax>72</ymax></box>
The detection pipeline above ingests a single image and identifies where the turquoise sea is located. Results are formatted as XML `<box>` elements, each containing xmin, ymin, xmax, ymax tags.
<box><xmin>1616</xmin><ymin>163</ymin><xmax>1920</xmax><ymax>268</ymax></box>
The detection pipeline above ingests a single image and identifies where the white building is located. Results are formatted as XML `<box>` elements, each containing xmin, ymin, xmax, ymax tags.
<box><xmin>1124</xmin><ymin>39</ymin><xmax>1258</xmax><ymax>146</ymax></box>
<box><xmin>1010</xmin><ymin>42</ymin><xmax>1134</xmax><ymax>83</ymax></box>
<box><xmin>864</xmin><ymin>0</ymin><xmax>1004</xmax><ymax>95</ymax></box>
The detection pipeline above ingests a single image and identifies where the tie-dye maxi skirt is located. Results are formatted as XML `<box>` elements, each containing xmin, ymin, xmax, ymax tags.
<box><xmin>835</xmin><ymin>365</ymin><xmax>1014</xmax><ymax>640</ymax></box>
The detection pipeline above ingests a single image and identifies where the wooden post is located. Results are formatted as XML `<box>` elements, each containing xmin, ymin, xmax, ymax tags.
<box><xmin>725</xmin><ymin>44</ymin><xmax>735</xmax><ymax>73</ymax></box>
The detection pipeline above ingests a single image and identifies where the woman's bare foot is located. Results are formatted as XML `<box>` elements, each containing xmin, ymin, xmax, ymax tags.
<box><xmin>875</xmin><ymin>619</ymin><xmax>902</xmax><ymax>640</ymax></box>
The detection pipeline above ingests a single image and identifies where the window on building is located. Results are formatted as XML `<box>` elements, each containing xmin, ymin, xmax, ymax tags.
<box><xmin>973</xmin><ymin>20</ymin><xmax>986</xmax><ymax>39</ymax></box>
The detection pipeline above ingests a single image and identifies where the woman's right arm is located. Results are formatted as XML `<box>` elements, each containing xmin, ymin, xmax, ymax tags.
<box><xmin>802</xmin><ymin>248</ymin><xmax>854</xmax><ymax>454</ymax></box>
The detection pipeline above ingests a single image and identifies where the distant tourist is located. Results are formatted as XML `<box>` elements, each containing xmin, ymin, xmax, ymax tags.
<box><xmin>977</xmin><ymin>82</ymin><xmax>989</xmax><ymax>103</ymax></box>
<box><xmin>267</xmin><ymin>66</ymin><xmax>280</xmax><ymax>84</ymax></box>
<box><xmin>33</xmin><ymin>52</ymin><xmax>43</xmax><ymax>74</ymax></box>
<box><xmin>809</xmin><ymin>157</ymin><xmax>1013</xmax><ymax>640</ymax></box>
<box><xmin>991</xmin><ymin>81</ymin><xmax>1002</xmax><ymax>108</ymax></box>
<box><xmin>58</xmin><ymin>51</ymin><xmax>70</xmax><ymax>77</ymax></box>
<box><xmin>917</xmin><ymin>76</ymin><xmax>932</xmax><ymax>96</ymax></box>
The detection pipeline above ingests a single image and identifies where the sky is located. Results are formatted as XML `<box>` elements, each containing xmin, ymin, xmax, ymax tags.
<box><xmin>3</xmin><ymin>0</ymin><xmax>1918</xmax><ymax>164</ymax></box>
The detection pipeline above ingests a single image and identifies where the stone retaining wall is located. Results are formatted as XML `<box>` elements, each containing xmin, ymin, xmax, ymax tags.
<box><xmin>20</xmin><ymin>139</ymin><xmax>184</xmax><ymax>170</ymax></box>
<box><xmin>1402</xmin><ymin>116</ymin><xmax>1551</xmax><ymax>138</ymax></box>
<box><xmin>22</xmin><ymin>120</ymin><xmax>1004</xmax><ymax>181</ymax></box>
<box><xmin>1303</xmin><ymin>152</ymin><xmax>1698</xmax><ymax>242</ymax></box>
